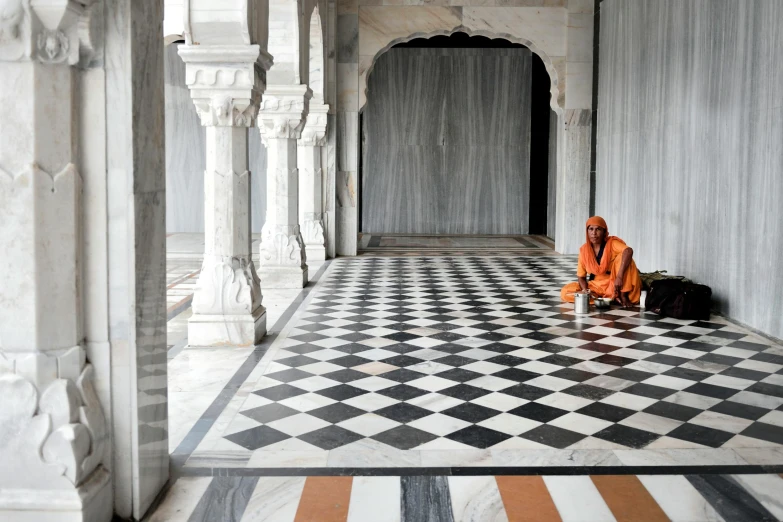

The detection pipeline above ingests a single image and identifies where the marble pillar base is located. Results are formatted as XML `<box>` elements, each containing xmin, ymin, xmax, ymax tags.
<box><xmin>0</xmin><ymin>466</ymin><xmax>112</xmax><ymax>522</ymax></box>
<box><xmin>188</xmin><ymin>306</ymin><xmax>266</xmax><ymax>347</ymax></box>
<box><xmin>304</xmin><ymin>244</ymin><xmax>326</xmax><ymax>262</ymax></box>
<box><xmin>259</xmin><ymin>265</ymin><xmax>309</xmax><ymax>289</ymax></box>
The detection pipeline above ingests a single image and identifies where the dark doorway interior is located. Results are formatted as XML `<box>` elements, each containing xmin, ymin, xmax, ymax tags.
<box><xmin>359</xmin><ymin>31</ymin><xmax>552</xmax><ymax>234</ymax></box>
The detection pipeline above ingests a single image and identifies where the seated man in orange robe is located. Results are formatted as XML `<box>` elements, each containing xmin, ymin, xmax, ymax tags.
<box><xmin>560</xmin><ymin>216</ymin><xmax>642</xmax><ymax>308</ymax></box>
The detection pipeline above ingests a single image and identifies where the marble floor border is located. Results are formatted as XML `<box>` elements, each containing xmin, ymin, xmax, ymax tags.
<box><xmin>170</xmin><ymin>260</ymin><xmax>333</xmax><ymax>472</ymax></box>
<box><xmin>177</xmin><ymin>463</ymin><xmax>783</xmax><ymax>477</ymax></box>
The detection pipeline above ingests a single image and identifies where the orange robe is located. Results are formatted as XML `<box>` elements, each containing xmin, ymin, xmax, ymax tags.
<box><xmin>560</xmin><ymin>238</ymin><xmax>643</xmax><ymax>304</ymax></box>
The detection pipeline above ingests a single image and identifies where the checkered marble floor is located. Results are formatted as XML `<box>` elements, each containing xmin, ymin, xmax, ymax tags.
<box><xmin>192</xmin><ymin>256</ymin><xmax>783</xmax><ymax>467</ymax></box>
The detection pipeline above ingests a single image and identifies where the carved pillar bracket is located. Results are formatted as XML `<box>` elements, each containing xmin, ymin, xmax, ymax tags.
<box><xmin>178</xmin><ymin>44</ymin><xmax>273</xmax><ymax>346</ymax></box>
<box><xmin>0</xmin><ymin>1</ymin><xmax>112</xmax><ymax>520</ymax></box>
<box><xmin>297</xmin><ymin>102</ymin><xmax>329</xmax><ymax>261</ymax></box>
<box><xmin>257</xmin><ymin>84</ymin><xmax>313</xmax><ymax>288</ymax></box>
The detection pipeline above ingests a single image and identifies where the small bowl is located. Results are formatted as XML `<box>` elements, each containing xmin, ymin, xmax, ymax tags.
<box><xmin>594</xmin><ymin>297</ymin><xmax>612</xmax><ymax>309</ymax></box>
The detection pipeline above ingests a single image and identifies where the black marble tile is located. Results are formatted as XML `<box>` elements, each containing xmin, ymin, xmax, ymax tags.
<box><xmin>577</xmin><ymin>402</ymin><xmax>636</xmax><ymax>423</ymax></box>
<box><xmin>224</xmin><ymin>426</ymin><xmax>290</xmax><ymax>451</ymax></box>
<box><xmin>297</xmin><ymin>425</ymin><xmax>364</xmax><ymax>450</ymax></box>
<box><xmin>382</xmin><ymin>355</ymin><xmax>426</xmax><ymax>368</ymax></box>
<box><xmin>493</xmin><ymin>368</ymin><xmax>539</xmax><ymax>383</ymax></box>
<box><xmin>563</xmin><ymin>383</ymin><xmax>616</xmax><ymax>400</ymax></box>
<box><xmin>667</xmin><ymin>423</ymin><xmax>735</xmax><ymax>448</ymax></box>
<box><xmin>330</xmin><ymin>354</ymin><xmax>373</xmax><ymax>368</ymax></box>
<box><xmin>188</xmin><ymin>476</ymin><xmax>259</xmax><ymax>522</ymax></box>
<box><xmin>308</xmin><ymin>403</ymin><xmax>366</xmax><ymax>423</ymax></box>
<box><xmin>519</xmin><ymin>425</ymin><xmax>587</xmax><ymax>449</ymax></box>
<box><xmin>240</xmin><ymin>404</ymin><xmax>298</xmax><ymax>424</ymax></box>
<box><xmin>539</xmin><ymin>354</ymin><xmax>585</xmax><ymax>367</ymax></box>
<box><xmin>376</xmin><ymin>403</ymin><xmax>433</xmax><ymax>423</ymax></box>
<box><xmin>275</xmin><ymin>355</ymin><xmax>320</xmax><ymax>368</ymax></box>
<box><xmin>253</xmin><ymin>384</ymin><xmax>307</xmax><ymax>401</ymax></box>
<box><xmin>285</xmin><ymin>344</ymin><xmax>326</xmax><ymax>355</ymax></box>
<box><xmin>710</xmin><ymin>400</ymin><xmax>769</xmax><ymax>421</ymax></box>
<box><xmin>382</xmin><ymin>368</ymin><xmax>428</xmax><ymax>383</ymax></box>
<box><xmin>624</xmin><ymin>383</ymin><xmax>676</xmax><ymax>400</ymax></box>
<box><xmin>663</xmin><ymin>367</ymin><xmax>712</xmax><ymax>382</ymax></box>
<box><xmin>686</xmin><ymin>474</ymin><xmax>777</xmax><ymax>522</ymax></box>
<box><xmin>501</xmin><ymin>383</ymin><xmax>554</xmax><ymax>401</ymax></box>
<box><xmin>508</xmin><ymin>402</ymin><xmax>568</xmax><ymax>423</ymax></box>
<box><xmin>593</xmin><ymin>424</ymin><xmax>660</xmax><ymax>448</ymax></box>
<box><xmin>436</xmin><ymin>368</ymin><xmax>484</xmax><ymax>383</ymax></box>
<box><xmin>439</xmin><ymin>384</ymin><xmax>492</xmax><ymax>401</ymax></box>
<box><xmin>266</xmin><ymin>368</ymin><xmax>312</xmax><ymax>383</ymax></box>
<box><xmin>446</xmin><ymin>425</ymin><xmax>511</xmax><ymax>449</ymax></box>
<box><xmin>685</xmin><ymin>383</ymin><xmax>739</xmax><ymax>400</ymax></box>
<box><xmin>322</xmin><ymin>368</ymin><xmax>368</xmax><ymax>383</ymax></box>
<box><xmin>740</xmin><ymin>422</ymin><xmax>783</xmax><ymax>445</ymax></box>
<box><xmin>373</xmin><ymin>425</ymin><xmax>439</xmax><ymax>451</ymax></box>
<box><xmin>747</xmin><ymin>382</ymin><xmax>783</xmax><ymax>399</ymax></box>
<box><xmin>316</xmin><ymin>384</ymin><xmax>369</xmax><ymax>401</ymax></box>
<box><xmin>441</xmin><ymin>403</ymin><xmax>501</xmax><ymax>423</ymax></box>
<box><xmin>550</xmin><ymin>368</ymin><xmax>599</xmax><ymax>383</ymax></box>
<box><xmin>605</xmin><ymin>368</ymin><xmax>655</xmax><ymax>382</ymax></box>
<box><xmin>400</xmin><ymin>476</ymin><xmax>455</xmax><ymax>522</ymax></box>
<box><xmin>378</xmin><ymin>384</ymin><xmax>430</xmax><ymax>401</ymax></box>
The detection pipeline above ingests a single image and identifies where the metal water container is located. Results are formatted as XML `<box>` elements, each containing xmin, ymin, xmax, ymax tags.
<box><xmin>574</xmin><ymin>292</ymin><xmax>590</xmax><ymax>314</ymax></box>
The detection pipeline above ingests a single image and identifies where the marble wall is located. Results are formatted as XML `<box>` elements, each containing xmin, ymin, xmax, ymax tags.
<box><xmin>334</xmin><ymin>0</ymin><xmax>594</xmax><ymax>254</ymax></box>
<box><xmin>105</xmin><ymin>2</ymin><xmax>169</xmax><ymax>518</ymax></box>
<box><xmin>597</xmin><ymin>0</ymin><xmax>783</xmax><ymax>339</ymax></box>
<box><xmin>362</xmin><ymin>48</ymin><xmax>532</xmax><ymax>234</ymax></box>
<box><xmin>164</xmin><ymin>44</ymin><xmax>267</xmax><ymax>233</ymax></box>
<box><xmin>547</xmin><ymin>109</ymin><xmax>558</xmax><ymax>239</ymax></box>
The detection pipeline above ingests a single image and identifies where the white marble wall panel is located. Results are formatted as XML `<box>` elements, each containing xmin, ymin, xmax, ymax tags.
<box><xmin>597</xmin><ymin>0</ymin><xmax>783</xmax><ymax>339</ymax></box>
<box><xmin>164</xmin><ymin>44</ymin><xmax>267</xmax><ymax>233</ymax></box>
<box><xmin>105</xmin><ymin>2</ymin><xmax>169</xmax><ymax>518</ymax></box>
<box><xmin>547</xmin><ymin>109</ymin><xmax>558</xmax><ymax>239</ymax></box>
<box><xmin>362</xmin><ymin>48</ymin><xmax>531</xmax><ymax>234</ymax></box>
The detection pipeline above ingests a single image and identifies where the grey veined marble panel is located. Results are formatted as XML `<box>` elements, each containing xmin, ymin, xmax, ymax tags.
<box><xmin>165</xmin><ymin>43</ymin><xmax>267</xmax><ymax>233</ymax></box>
<box><xmin>362</xmin><ymin>47</ymin><xmax>532</xmax><ymax>235</ymax></box>
<box><xmin>597</xmin><ymin>0</ymin><xmax>783</xmax><ymax>339</ymax></box>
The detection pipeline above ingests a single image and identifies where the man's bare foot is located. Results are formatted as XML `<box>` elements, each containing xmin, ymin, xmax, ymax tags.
<box><xmin>619</xmin><ymin>292</ymin><xmax>632</xmax><ymax>308</ymax></box>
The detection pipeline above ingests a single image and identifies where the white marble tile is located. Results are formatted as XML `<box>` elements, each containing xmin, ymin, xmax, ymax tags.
<box><xmin>409</xmin><ymin>413</ymin><xmax>471</xmax><ymax>436</ymax></box>
<box><xmin>490</xmin><ymin>449</ymin><xmax>621</xmax><ymax>467</ymax></box>
<box><xmin>732</xmin><ymin>474</ymin><xmax>783</xmax><ymax>521</ymax></box>
<box><xmin>246</xmin><ymin>450</ymin><xmax>328</xmax><ymax>468</ymax></box>
<box><xmin>614</xmin><ymin>448</ymin><xmax>748</xmax><ymax>467</ymax></box>
<box><xmin>326</xmin><ymin>438</ymin><xmax>423</xmax><ymax>467</ymax></box>
<box><xmin>448</xmin><ymin>476</ymin><xmax>508</xmax><ymax>522</ymax></box>
<box><xmin>543</xmin><ymin>476</ymin><xmax>616</xmax><ymax>521</ymax></box>
<box><xmin>549</xmin><ymin>412</ymin><xmax>613</xmax><ymax>435</ymax></box>
<box><xmin>347</xmin><ymin>477</ymin><xmax>401</xmax><ymax>522</ymax></box>
<box><xmin>241</xmin><ymin>477</ymin><xmax>306</xmax><ymax>522</ymax></box>
<box><xmin>637</xmin><ymin>475</ymin><xmax>724</xmax><ymax>522</ymax></box>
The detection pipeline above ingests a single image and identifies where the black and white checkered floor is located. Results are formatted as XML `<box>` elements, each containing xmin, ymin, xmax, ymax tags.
<box><xmin>197</xmin><ymin>257</ymin><xmax>783</xmax><ymax>467</ymax></box>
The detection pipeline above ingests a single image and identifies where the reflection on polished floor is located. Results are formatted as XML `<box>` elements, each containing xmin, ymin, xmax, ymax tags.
<box><xmin>152</xmin><ymin>242</ymin><xmax>783</xmax><ymax>521</ymax></box>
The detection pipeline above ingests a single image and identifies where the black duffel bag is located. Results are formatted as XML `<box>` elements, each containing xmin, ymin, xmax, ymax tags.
<box><xmin>646</xmin><ymin>279</ymin><xmax>712</xmax><ymax>320</ymax></box>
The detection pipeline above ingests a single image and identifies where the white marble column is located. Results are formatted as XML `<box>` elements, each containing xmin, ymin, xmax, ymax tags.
<box><xmin>258</xmin><ymin>85</ymin><xmax>313</xmax><ymax>288</ymax></box>
<box><xmin>0</xmin><ymin>2</ymin><xmax>111</xmax><ymax>521</ymax></box>
<box><xmin>297</xmin><ymin>102</ymin><xmax>329</xmax><ymax>261</ymax></box>
<box><xmin>178</xmin><ymin>45</ymin><xmax>271</xmax><ymax>346</ymax></box>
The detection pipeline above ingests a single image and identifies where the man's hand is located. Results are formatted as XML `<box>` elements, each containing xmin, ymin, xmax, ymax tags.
<box><xmin>613</xmin><ymin>277</ymin><xmax>623</xmax><ymax>297</ymax></box>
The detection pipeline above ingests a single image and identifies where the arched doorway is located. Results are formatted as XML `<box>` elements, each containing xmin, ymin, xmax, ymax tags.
<box><xmin>360</xmin><ymin>32</ymin><xmax>556</xmax><ymax>238</ymax></box>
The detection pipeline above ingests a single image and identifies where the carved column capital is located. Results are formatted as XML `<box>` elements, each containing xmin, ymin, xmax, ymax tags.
<box><xmin>298</xmin><ymin>102</ymin><xmax>329</xmax><ymax>147</ymax></box>
<box><xmin>0</xmin><ymin>0</ymin><xmax>101</xmax><ymax>66</ymax></box>
<box><xmin>258</xmin><ymin>84</ymin><xmax>313</xmax><ymax>143</ymax></box>
<box><xmin>178</xmin><ymin>45</ymin><xmax>273</xmax><ymax>127</ymax></box>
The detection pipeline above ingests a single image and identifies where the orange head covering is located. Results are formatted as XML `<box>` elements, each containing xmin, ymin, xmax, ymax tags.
<box><xmin>580</xmin><ymin>216</ymin><xmax>625</xmax><ymax>276</ymax></box>
<box><xmin>585</xmin><ymin>216</ymin><xmax>608</xmax><ymax>244</ymax></box>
